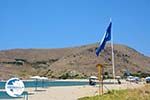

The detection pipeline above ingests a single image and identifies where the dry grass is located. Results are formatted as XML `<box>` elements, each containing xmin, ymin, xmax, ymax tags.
<box><xmin>79</xmin><ymin>85</ymin><xmax>150</xmax><ymax>100</ymax></box>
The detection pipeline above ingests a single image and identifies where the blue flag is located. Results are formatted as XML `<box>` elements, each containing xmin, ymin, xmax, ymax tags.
<box><xmin>96</xmin><ymin>22</ymin><xmax>112</xmax><ymax>56</ymax></box>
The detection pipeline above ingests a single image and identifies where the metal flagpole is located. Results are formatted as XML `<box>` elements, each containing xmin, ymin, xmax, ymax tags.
<box><xmin>110</xmin><ymin>18</ymin><xmax>115</xmax><ymax>81</ymax></box>
<box><xmin>95</xmin><ymin>19</ymin><xmax>114</xmax><ymax>96</ymax></box>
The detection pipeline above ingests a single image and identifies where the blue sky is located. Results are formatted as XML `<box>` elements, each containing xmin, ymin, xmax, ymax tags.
<box><xmin>0</xmin><ymin>0</ymin><xmax>150</xmax><ymax>56</ymax></box>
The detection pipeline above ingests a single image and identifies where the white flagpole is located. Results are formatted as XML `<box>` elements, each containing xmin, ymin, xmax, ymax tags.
<box><xmin>110</xmin><ymin>18</ymin><xmax>115</xmax><ymax>80</ymax></box>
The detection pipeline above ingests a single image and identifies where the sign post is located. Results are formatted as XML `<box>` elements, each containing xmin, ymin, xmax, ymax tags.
<box><xmin>96</xmin><ymin>64</ymin><xmax>104</xmax><ymax>95</ymax></box>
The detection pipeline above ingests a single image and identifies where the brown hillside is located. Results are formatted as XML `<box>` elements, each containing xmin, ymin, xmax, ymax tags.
<box><xmin>0</xmin><ymin>43</ymin><xmax>150</xmax><ymax>79</ymax></box>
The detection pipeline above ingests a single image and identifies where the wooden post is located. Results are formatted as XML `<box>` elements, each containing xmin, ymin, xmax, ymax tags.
<box><xmin>96</xmin><ymin>64</ymin><xmax>104</xmax><ymax>95</ymax></box>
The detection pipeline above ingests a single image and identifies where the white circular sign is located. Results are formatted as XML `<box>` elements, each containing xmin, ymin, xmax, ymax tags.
<box><xmin>5</xmin><ymin>78</ymin><xmax>25</xmax><ymax>97</ymax></box>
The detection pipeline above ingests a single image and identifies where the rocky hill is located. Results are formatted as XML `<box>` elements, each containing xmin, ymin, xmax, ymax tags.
<box><xmin>0</xmin><ymin>43</ymin><xmax>150</xmax><ymax>80</ymax></box>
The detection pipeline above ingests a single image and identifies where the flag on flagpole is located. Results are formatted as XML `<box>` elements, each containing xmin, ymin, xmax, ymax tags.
<box><xmin>96</xmin><ymin>21</ymin><xmax>112</xmax><ymax>56</ymax></box>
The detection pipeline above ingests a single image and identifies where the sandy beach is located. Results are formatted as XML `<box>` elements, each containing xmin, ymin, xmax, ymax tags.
<box><xmin>26</xmin><ymin>86</ymin><xmax>97</xmax><ymax>100</ymax></box>
<box><xmin>24</xmin><ymin>80</ymin><xmax>144</xmax><ymax>100</ymax></box>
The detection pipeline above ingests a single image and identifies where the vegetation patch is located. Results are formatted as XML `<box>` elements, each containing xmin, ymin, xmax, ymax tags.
<box><xmin>58</xmin><ymin>71</ymin><xmax>86</xmax><ymax>79</ymax></box>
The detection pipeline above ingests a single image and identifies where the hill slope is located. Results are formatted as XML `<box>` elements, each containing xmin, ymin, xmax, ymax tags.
<box><xmin>0</xmin><ymin>43</ymin><xmax>150</xmax><ymax>79</ymax></box>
